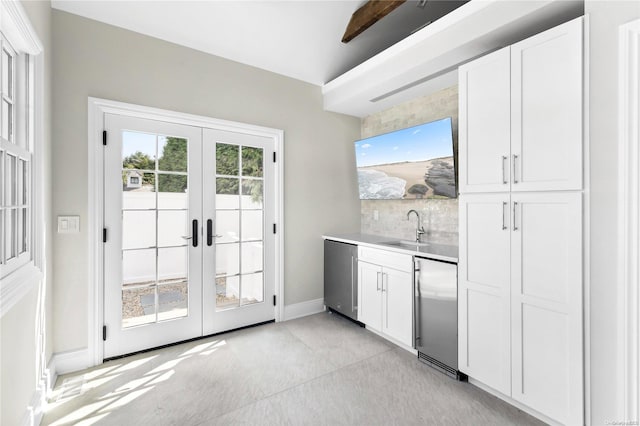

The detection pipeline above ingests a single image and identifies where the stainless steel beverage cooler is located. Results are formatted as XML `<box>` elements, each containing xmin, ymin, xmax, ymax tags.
<box><xmin>414</xmin><ymin>257</ymin><xmax>465</xmax><ymax>380</ymax></box>
<box><xmin>324</xmin><ymin>240</ymin><xmax>358</xmax><ymax>321</ymax></box>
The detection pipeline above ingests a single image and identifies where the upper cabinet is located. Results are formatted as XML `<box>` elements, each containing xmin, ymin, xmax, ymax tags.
<box><xmin>459</xmin><ymin>17</ymin><xmax>583</xmax><ymax>194</ymax></box>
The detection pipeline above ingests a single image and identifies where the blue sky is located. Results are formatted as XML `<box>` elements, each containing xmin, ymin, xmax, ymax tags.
<box><xmin>122</xmin><ymin>131</ymin><xmax>169</xmax><ymax>160</ymax></box>
<box><xmin>354</xmin><ymin>117</ymin><xmax>453</xmax><ymax>167</ymax></box>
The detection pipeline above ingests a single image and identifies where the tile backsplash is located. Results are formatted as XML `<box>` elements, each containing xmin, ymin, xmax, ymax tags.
<box><xmin>360</xmin><ymin>85</ymin><xmax>459</xmax><ymax>246</ymax></box>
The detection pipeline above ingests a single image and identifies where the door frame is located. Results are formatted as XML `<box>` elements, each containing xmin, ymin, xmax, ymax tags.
<box><xmin>87</xmin><ymin>97</ymin><xmax>284</xmax><ymax>366</ymax></box>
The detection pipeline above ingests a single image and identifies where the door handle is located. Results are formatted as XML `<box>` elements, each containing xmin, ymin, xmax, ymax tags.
<box><xmin>414</xmin><ymin>263</ymin><xmax>421</xmax><ymax>348</ymax></box>
<box><xmin>502</xmin><ymin>201</ymin><xmax>508</xmax><ymax>230</ymax></box>
<box><xmin>501</xmin><ymin>155</ymin><xmax>508</xmax><ymax>184</ymax></box>
<box><xmin>351</xmin><ymin>255</ymin><xmax>356</xmax><ymax>313</ymax></box>
<box><xmin>513</xmin><ymin>202</ymin><xmax>519</xmax><ymax>231</ymax></box>
<box><xmin>376</xmin><ymin>271</ymin><xmax>381</xmax><ymax>291</ymax></box>
<box><xmin>381</xmin><ymin>273</ymin><xmax>386</xmax><ymax>292</ymax></box>
<box><xmin>192</xmin><ymin>219</ymin><xmax>198</xmax><ymax>247</ymax></box>
<box><xmin>207</xmin><ymin>219</ymin><xmax>213</xmax><ymax>246</ymax></box>
<box><xmin>513</xmin><ymin>154</ymin><xmax>519</xmax><ymax>184</ymax></box>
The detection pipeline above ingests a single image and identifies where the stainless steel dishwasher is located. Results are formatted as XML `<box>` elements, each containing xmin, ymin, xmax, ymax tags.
<box><xmin>324</xmin><ymin>240</ymin><xmax>359</xmax><ymax>321</ymax></box>
<box><xmin>414</xmin><ymin>256</ymin><xmax>465</xmax><ymax>380</ymax></box>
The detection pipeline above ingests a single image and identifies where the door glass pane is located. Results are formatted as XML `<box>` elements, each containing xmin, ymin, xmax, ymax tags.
<box><xmin>216</xmin><ymin>243</ymin><xmax>239</xmax><ymax>278</ymax></box>
<box><xmin>122</xmin><ymin>285</ymin><xmax>156</xmax><ymax>328</ymax></box>
<box><xmin>241</xmin><ymin>210</ymin><xmax>263</xmax><ymax>241</ymax></box>
<box><xmin>214</xmin><ymin>142</ymin><xmax>265</xmax><ymax>312</ymax></box>
<box><xmin>241</xmin><ymin>242</ymin><xmax>262</xmax><ymax>274</ymax></box>
<box><xmin>216</xmin><ymin>143</ymin><xmax>239</xmax><ymax>176</ymax></box>
<box><xmin>158</xmin><ymin>246</ymin><xmax>187</xmax><ymax>283</ymax></box>
<box><xmin>216</xmin><ymin>178</ymin><xmax>239</xmax><ymax>209</ymax></box>
<box><xmin>122</xmin><ymin>210</ymin><xmax>156</xmax><ymax>250</ymax></box>
<box><xmin>158</xmin><ymin>282</ymin><xmax>188</xmax><ymax>321</ymax></box>
<box><xmin>242</xmin><ymin>146</ymin><xmax>263</xmax><ymax>177</ymax></box>
<box><xmin>158</xmin><ymin>137</ymin><xmax>187</xmax><ymax>172</ymax></box>
<box><xmin>215</xmin><ymin>210</ymin><xmax>239</xmax><ymax>243</ymax></box>
<box><xmin>122</xmin><ymin>172</ymin><xmax>156</xmax><ymax>209</ymax></box>
<box><xmin>123</xmin><ymin>248</ymin><xmax>156</xmax><ymax>286</ymax></box>
<box><xmin>216</xmin><ymin>275</ymin><xmax>239</xmax><ymax>310</ymax></box>
<box><xmin>158</xmin><ymin>174</ymin><xmax>187</xmax><ymax>209</ymax></box>
<box><xmin>241</xmin><ymin>273</ymin><xmax>264</xmax><ymax>305</ymax></box>
<box><xmin>121</xmin><ymin>130</ymin><xmax>191</xmax><ymax>329</ymax></box>
<box><xmin>242</xmin><ymin>180</ymin><xmax>263</xmax><ymax>209</ymax></box>
<box><xmin>122</xmin><ymin>131</ymin><xmax>156</xmax><ymax>171</ymax></box>
<box><xmin>158</xmin><ymin>210</ymin><xmax>187</xmax><ymax>247</ymax></box>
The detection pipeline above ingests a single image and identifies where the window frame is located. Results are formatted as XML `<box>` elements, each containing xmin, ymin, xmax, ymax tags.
<box><xmin>0</xmin><ymin>0</ymin><xmax>44</xmax><ymax>318</ymax></box>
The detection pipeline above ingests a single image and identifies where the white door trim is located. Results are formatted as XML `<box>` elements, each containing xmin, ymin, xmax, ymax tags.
<box><xmin>618</xmin><ymin>19</ymin><xmax>640</xmax><ymax>425</ymax></box>
<box><xmin>88</xmin><ymin>97</ymin><xmax>284</xmax><ymax>366</ymax></box>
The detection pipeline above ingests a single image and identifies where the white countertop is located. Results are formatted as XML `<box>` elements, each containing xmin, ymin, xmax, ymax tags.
<box><xmin>323</xmin><ymin>233</ymin><xmax>458</xmax><ymax>264</ymax></box>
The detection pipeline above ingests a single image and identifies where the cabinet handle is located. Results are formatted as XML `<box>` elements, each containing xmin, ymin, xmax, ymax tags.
<box><xmin>381</xmin><ymin>273</ymin><xmax>387</xmax><ymax>292</ymax></box>
<box><xmin>502</xmin><ymin>155</ymin><xmax>508</xmax><ymax>184</ymax></box>
<box><xmin>513</xmin><ymin>154</ymin><xmax>519</xmax><ymax>184</ymax></box>
<box><xmin>502</xmin><ymin>201</ymin><xmax>508</xmax><ymax>230</ymax></box>
<box><xmin>376</xmin><ymin>271</ymin><xmax>381</xmax><ymax>291</ymax></box>
<box><xmin>384</xmin><ymin>273</ymin><xmax>388</xmax><ymax>329</ymax></box>
<box><xmin>513</xmin><ymin>202</ymin><xmax>519</xmax><ymax>231</ymax></box>
<box><xmin>414</xmin><ymin>263</ymin><xmax>421</xmax><ymax>348</ymax></box>
<box><xmin>192</xmin><ymin>219</ymin><xmax>198</xmax><ymax>247</ymax></box>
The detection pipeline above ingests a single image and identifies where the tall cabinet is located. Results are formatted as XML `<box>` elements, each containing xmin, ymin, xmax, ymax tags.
<box><xmin>458</xmin><ymin>17</ymin><xmax>584</xmax><ymax>425</ymax></box>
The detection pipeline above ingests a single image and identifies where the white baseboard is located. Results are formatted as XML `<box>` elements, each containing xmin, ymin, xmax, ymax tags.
<box><xmin>52</xmin><ymin>348</ymin><xmax>92</xmax><ymax>376</ymax></box>
<box><xmin>283</xmin><ymin>298</ymin><xmax>325</xmax><ymax>321</ymax></box>
<box><xmin>468</xmin><ymin>378</ymin><xmax>559</xmax><ymax>426</ymax></box>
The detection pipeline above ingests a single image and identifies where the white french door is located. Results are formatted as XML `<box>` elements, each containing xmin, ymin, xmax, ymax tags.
<box><xmin>202</xmin><ymin>129</ymin><xmax>276</xmax><ymax>335</ymax></box>
<box><xmin>103</xmin><ymin>114</ymin><xmax>276</xmax><ymax>358</ymax></box>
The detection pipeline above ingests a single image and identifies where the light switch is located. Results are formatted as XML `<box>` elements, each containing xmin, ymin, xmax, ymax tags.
<box><xmin>58</xmin><ymin>216</ymin><xmax>80</xmax><ymax>233</ymax></box>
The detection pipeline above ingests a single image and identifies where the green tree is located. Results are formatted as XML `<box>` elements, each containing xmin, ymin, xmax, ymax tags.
<box><xmin>158</xmin><ymin>137</ymin><xmax>188</xmax><ymax>193</ymax></box>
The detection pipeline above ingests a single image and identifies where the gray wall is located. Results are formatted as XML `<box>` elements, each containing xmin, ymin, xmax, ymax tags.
<box><xmin>51</xmin><ymin>10</ymin><xmax>360</xmax><ymax>353</ymax></box>
<box><xmin>585</xmin><ymin>1</ymin><xmax>640</xmax><ymax>424</ymax></box>
<box><xmin>0</xmin><ymin>1</ymin><xmax>53</xmax><ymax>425</ymax></box>
<box><xmin>360</xmin><ymin>86</ymin><xmax>458</xmax><ymax>245</ymax></box>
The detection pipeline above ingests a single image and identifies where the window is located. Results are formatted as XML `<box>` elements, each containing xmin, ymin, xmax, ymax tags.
<box><xmin>130</xmin><ymin>176</ymin><xmax>139</xmax><ymax>185</ymax></box>
<box><xmin>0</xmin><ymin>31</ymin><xmax>34</xmax><ymax>279</ymax></box>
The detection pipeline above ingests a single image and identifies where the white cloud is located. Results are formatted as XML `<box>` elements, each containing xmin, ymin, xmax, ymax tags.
<box><xmin>361</xmin><ymin>143</ymin><xmax>372</xmax><ymax>149</ymax></box>
<box><xmin>412</xmin><ymin>129</ymin><xmax>421</xmax><ymax>135</ymax></box>
<box><xmin>393</xmin><ymin>146</ymin><xmax>399</xmax><ymax>150</ymax></box>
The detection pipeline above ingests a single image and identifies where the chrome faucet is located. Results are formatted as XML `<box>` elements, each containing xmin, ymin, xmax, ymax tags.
<box><xmin>407</xmin><ymin>209</ymin><xmax>426</xmax><ymax>243</ymax></box>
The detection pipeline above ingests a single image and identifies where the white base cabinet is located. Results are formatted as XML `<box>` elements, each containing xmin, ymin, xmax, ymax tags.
<box><xmin>459</xmin><ymin>192</ymin><xmax>583</xmax><ymax>425</ymax></box>
<box><xmin>358</xmin><ymin>246</ymin><xmax>413</xmax><ymax>348</ymax></box>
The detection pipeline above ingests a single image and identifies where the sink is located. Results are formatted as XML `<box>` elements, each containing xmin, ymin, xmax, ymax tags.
<box><xmin>380</xmin><ymin>240</ymin><xmax>431</xmax><ymax>248</ymax></box>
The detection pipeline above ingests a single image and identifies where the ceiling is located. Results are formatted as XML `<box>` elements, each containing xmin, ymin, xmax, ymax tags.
<box><xmin>51</xmin><ymin>0</ymin><xmax>468</xmax><ymax>86</ymax></box>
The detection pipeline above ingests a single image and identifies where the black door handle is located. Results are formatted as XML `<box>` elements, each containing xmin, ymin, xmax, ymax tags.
<box><xmin>192</xmin><ymin>219</ymin><xmax>198</xmax><ymax>247</ymax></box>
<box><xmin>207</xmin><ymin>219</ymin><xmax>213</xmax><ymax>246</ymax></box>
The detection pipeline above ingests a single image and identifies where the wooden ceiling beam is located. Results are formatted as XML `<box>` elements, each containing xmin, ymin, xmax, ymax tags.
<box><xmin>341</xmin><ymin>0</ymin><xmax>406</xmax><ymax>43</ymax></box>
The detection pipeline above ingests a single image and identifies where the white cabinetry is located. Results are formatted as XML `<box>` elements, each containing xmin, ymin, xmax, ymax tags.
<box><xmin>459</xmin><ymin>17</ymin><xmax>583</xmax><ymax>194</ymax></box>
<box><xmin>458</xmin><ymin>17</ymin><xmax>584</xmax><ymax>426</ymax></box>
<box><xmin>358</xmin><ymin>246</ymin><xmax>413</xmax><ymax>348</ymax></box>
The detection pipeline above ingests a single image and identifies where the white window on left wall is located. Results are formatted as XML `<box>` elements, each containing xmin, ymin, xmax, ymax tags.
<box><xmin>0</xmin><ymin>1</ymin><xmax>43</xmax><ymax>320</ymax></box>
<box><xmin>0</xmin><ymin>32</ymin><xmax>34</xmax><ymax>280</ymax></box>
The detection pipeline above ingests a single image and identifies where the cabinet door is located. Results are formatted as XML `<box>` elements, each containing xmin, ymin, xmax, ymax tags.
<box><xmin>458</xmin><ymin>193</ymin><xmax>511</xmax><ymax>395</ymax></box>
<box><xmin>358</xmin><ymin>260</ymin><xmax>382</xmax><ymax>331</ymax></box>
<box><xmin>382</xmin><ymin>267</ymin><xmax>413</xmax><ymax>347</ymax></box>
<box><xmin>458</xmin><ymin>46</ymin><xmax>511</xmax><ymax>193</ymax></box>
<box><xmin>510</xmin><ymin>192</ymin><xmax>583</xmax><ymax>425</ymax></box>
<box><xmin>511</xmin><ymin>17</ymin><xmax>583</xmax><ymax>192</ymax></box>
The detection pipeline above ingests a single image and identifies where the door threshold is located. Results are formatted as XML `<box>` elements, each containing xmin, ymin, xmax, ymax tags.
<box><xmin>103</xmin><ymin>319</ymin><xmax>275</xmax><ymax>362</ymax></box>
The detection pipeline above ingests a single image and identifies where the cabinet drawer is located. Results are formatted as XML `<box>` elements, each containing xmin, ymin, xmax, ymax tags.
<box><xmin>358</xmin><ymin>246</ymin><xmax>412</xmax><ymax>271</ymax></box>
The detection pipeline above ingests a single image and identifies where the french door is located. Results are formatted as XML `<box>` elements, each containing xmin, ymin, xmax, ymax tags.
<box><xmin>103</xmin><ymin>114</ymin><xmax>276</xmax><ymax>358</ymax></box>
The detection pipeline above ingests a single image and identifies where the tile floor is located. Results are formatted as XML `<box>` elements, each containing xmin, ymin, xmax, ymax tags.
<box><xmin>43</xmin><ymin>312</ymin><xmax>544</xmax><ymax>425</ymax></box>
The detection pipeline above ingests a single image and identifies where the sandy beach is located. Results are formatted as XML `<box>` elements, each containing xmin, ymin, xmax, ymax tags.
<box><xmin>359</xmin><ymin>156</ymin><xmax>454</xmax><ymax>199</ymax></box>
